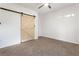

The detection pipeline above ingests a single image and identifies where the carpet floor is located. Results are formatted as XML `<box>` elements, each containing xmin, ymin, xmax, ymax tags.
<box><xmin>0</xmin><ymin>36</ymin><xmax>79</xmax><ymax>56</ymax></box>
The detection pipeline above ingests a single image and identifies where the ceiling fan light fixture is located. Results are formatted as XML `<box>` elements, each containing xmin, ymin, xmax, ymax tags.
<box><xmin>38</xmin><ymin>3</ymin><xmax>52</xmax><ymax>9</ymax></box>
<box><xmin>44</xmin><ymin>3</ymin><xmax>49</xmax><ymax>6</ymax></box>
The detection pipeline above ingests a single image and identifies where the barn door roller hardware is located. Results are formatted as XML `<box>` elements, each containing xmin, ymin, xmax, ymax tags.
<box><xmin>0</xmin><ymin>7</ymin><xmax>35</xmax><ymax>17</ymax></box>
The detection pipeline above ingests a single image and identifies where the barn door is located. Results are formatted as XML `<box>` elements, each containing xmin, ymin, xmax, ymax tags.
<box><xmin>21</xmin><ymin>14</ymin><xmax>35</xmax><ymax>42</ymax></box>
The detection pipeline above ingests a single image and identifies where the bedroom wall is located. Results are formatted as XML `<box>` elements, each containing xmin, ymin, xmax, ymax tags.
<box><xmin>38</xmin><ymin>13</ymin><xmax>43</xmax><ymax>36</ymax></box>
<box><xmin>39</xmin><ymin>4</ymin><xmax>79</xmax><ymax>44</ymax></box>
<box><xmin>0</xmin><ymin>9</ymin><xmax>21</xmax><ymax>48</ymax></box>
<box><xmin>0</xmin><ymin>3</ymin><xmax>38</xmax><ymax>48</ymax></box>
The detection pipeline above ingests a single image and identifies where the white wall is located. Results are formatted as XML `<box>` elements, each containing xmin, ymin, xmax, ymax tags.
<box><xmin>38</xmin><ymin>13</ymin><xmax>43</xmax><ymax>36</ymax></box>
<box><xmin>0</xmin><ymin>9</ymin><xmax>21</xmax><ymax>48</ymax></box>
<box><xmin>39</xmin><ymin>4</ymin><xmax>79</xmax><ymax>44</ymax></box>
<box><xmin>0</xmin><ymin>3</ymin><xmax>38</xmax><ymax>48</ymax></box>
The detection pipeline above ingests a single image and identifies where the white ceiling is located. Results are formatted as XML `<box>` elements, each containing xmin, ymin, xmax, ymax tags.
<box><xmin>16</xmin><ymin>3</ymin><xmax>73</xmax><ymax>14</ymax></box>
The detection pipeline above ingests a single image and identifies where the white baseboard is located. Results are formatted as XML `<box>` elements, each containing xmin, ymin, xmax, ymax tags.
<box><xmin>39</xmin><ymin>35</ymin><xmax>79</xmax><ymax>45</ymax></box>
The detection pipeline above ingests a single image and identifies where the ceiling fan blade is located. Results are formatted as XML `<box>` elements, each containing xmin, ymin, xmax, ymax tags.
<box><xmin>48</xmin><ymin>5</ymin><xmax>52</xmax><ymax>9</ymax></box>
<box><xmin>38</xmin><ymin>4</ymin><xmax>44</xmax><ymax>9</ymax></box>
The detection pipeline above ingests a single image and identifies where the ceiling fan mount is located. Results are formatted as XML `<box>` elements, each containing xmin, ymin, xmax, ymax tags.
<box><xmin>38</xmin><ymin>3</ymin><xmax>52</xmax><ymax>9</ymax></box>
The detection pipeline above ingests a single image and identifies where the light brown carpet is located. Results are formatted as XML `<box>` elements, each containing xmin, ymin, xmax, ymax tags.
<box><xmin>0</xmin><ymin>36</ymin><xmax>79</xmax><ymax>56</ymax></box>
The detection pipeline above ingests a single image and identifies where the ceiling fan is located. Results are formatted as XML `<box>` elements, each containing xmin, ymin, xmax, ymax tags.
<box><xmin>38</xmin><ymin>3</ymin><xmax>52</xmax><ymax>9</ymax></box>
